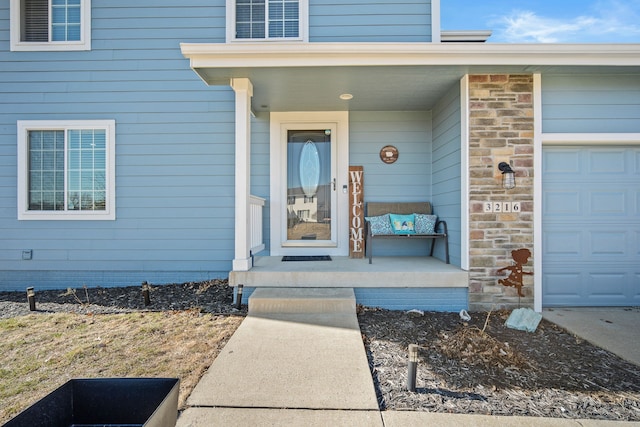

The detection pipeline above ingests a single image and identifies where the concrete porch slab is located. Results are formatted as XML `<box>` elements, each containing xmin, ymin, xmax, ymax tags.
<box><xmin>230</xmin><ymin>256</ymin><xmax>468</xmax><ymax>288</ymax></box>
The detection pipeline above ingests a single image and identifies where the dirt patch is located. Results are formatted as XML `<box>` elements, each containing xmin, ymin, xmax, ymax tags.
<box><xmin>358</xmin><ymin>307</ymin><xmax>640</xmax><ymax>421</ymax></box>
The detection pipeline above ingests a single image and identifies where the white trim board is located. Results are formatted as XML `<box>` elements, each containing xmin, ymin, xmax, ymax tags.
<box><xmin>533</xmin><ymin>74</ymin><xmax>543</xmax><ymax>313</ymax></box>
<box><xmin>460</xmin><ymin>75</ymin><xmax>470</xmax><ymax>271</ymax></box>
<box><xmin>535</xmin><ymin>129</ymin><xmax>640</xmax><ymax>311</ymax></box>
<box><xmin>542</xmin><ymin>133</ymin><xmax>640</xmax><ymax>145</ymax></box>
<box><xmin>10</xmin><ymin>0</ymin><xmax>92</xmax><ymax>51</ymax></box>
<box><xmin>269</xmin><ymin>111</ymin><xmax>349</xmax><ymax>256</ymax></box>
<box><xmin>17</xmin><ymin>120</ymin><xmax>116</xmax><ymax>221</ymax></box>
<box><xmin>431</xmin><ymin>0</ymin><xmax>441</xmax><ymax>43</ymax></box>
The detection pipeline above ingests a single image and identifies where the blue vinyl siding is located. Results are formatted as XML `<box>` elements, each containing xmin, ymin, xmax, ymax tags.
<box><xmin>354</xmin><ymin>287</ymin><xmax>466</xmax><ymax>311</ymax></box>
<box><xmin>350</xmin><ymin>111</ymin><xmax>433</xmax><ymax>257</ymax></box>
<box><xmin>237</xmin><ymin>286</ymin><xmax>468</xmax><ymax>311</ymax></box>
<box><xmin>542</xmin><ymin>74</ymin><xmax>640</xmax><ymax>133</ymax></box>
<box><xmin>432</xmin><ymin>82</ymin><xmax>462</xmax><ymax>267</ymax></box>
<box><xmin>309</xmin><ymin>0</ymin><xmax>432</xmax><ymax>42</ymax></box>
<box><xmin>0</xmin><ymin>1</ymin><xmax>234</xmax><ymax>290</ymax></box>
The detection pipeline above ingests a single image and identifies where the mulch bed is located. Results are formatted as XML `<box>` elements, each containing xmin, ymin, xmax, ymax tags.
<box><xmin>1</xmin><ymin>281</ymin><xmax>639</xmax><ymax>420</ymax></box>
<box><xmin>0</xmin><ymin>280</ymin><xmax>245</xmax><ymax>318</ymax></box>
<box><xmin>358</xmin><ymin>307</ymin><xmax>640</xmax><ymax>421</ymax></box>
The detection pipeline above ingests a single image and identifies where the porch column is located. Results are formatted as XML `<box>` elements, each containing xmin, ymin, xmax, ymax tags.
<box><xmin>231</xmin><ymin>78</ymin><xmax>254</xmax><ymax>271</ymax></box>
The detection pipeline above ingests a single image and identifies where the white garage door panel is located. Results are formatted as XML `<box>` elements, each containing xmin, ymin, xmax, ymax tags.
<box><xmin>543</xmin><ymin>146</ymin><xmax>640</xmax><ymax>306</ymax></box>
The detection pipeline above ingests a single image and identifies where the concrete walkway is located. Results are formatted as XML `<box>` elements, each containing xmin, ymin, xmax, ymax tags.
<box><xmin>177</xmin><ymin>290</ymin><xmax>639</xmax><ymax>426</ymax></box>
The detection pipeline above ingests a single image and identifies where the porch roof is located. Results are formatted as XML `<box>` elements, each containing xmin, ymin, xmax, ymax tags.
<box><xmin>181</xmin><ymin>42</ymin><xmax>640</xmax><ymax>112</ymax></box>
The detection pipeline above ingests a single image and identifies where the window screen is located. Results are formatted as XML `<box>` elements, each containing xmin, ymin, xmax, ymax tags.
<box><xmin>268</xmin><ymin>0</ymin><xmax>299</xmax><ymax>38</ymax></box>
<box><xmin>236</xmin><ymin>0</ymin><xmax>265</xmax><ymax>39</ymax></box>
<box><xmin>28</xmin><ymin>129</ymin><xmax>106</xmax><ymax>212</ymax></box>
<box><xmin>236</xmin><ymin>0</ymin><xmax>299</xmax><ymax>39</ymax></box>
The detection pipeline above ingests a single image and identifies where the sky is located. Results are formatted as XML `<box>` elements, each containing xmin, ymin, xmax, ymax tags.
<box><xmin>441</xmin><ymin>0</ymin><xmax>640</xmax><ymax>43</ymax></box>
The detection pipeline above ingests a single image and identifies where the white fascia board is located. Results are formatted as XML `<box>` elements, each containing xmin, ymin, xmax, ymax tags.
<box><xmin>181</xmin><ymin>42</ymin><xmax>640</xmax><ymax>69</ymax></box>
<box><xmin>542</xmin><ymin>133</ymin><xmax>640</xmax><ymax>144</ymax></box>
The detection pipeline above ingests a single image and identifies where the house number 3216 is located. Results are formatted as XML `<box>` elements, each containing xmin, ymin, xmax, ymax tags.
<box><xmin>483</xmin><ymin>202</ymin><xmax>521</xmax><ymax>213</ymax></box>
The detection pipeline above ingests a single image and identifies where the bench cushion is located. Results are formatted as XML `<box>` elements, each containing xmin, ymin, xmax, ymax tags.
<box><xmin>415</xmin><ymin>214</ymin><xmax>437</xmax><ymax>234</ymax></box>
<box><xmin>389</xmin><ymin>213</ymin><xmax>416</xmax><ymax>234</ymax></box>
<box><xmin>365</xmin><ymin>214</ymin><xmax>393</xmax><ymax>235</ymax></box>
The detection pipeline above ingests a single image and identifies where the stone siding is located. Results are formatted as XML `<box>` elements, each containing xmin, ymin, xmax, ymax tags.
<box><xmin>467</xmin><ymin>74</ymin><xmax>535</xmax><ymax>311</ymax></box>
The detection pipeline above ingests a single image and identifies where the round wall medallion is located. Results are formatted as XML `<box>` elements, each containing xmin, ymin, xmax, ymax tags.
<box><xmin>379</xmin><ymin>145</ymin><xmax>399</xmax><ymax>164</ymax></box>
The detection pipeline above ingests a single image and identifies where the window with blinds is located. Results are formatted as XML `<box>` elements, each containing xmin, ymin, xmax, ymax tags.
<box><xmin>11</xmin><ymin>0</ymin><xmax>90</xmax><ymax>51</ymax></box>
<box><xmin>268</xmin><ymin>0</ymin><xmax>299</xmax><ymax>38</ymax></box>
<box><xmin>21</xmin><ymin>0</ymin><xmax>48</xmax><ymax>41</ymax></box>
<box><xmin>28</xmin><ymin>129</ymin><xmax>106</xmax><ymax>212</ymax></box>
<box><xmin>18</xmin><ymin>121</ymin><xmax>116</xmax><ymax>220</ymax></box>
<box><xmin>235</xmin><ymin>0</ymin><xmax>299</xmax><ymax>39</ymax></box>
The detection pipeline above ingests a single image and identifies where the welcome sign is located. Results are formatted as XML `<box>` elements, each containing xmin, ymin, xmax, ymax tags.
<box><xmin>349</xmin><ymin>166</ymin><xmax>364</xmax><ymax>258</ymax></box>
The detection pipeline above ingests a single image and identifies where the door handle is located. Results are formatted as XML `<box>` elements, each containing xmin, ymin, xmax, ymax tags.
<box><xmin>332</xmin><ymin>178</ymin><xmax>336</xmax><ymax>191</ymax></box>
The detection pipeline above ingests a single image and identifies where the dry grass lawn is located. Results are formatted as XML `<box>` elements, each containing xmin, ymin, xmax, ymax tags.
<box><xmin>0</xmin><ymin>310</ymin><xmax>243</xmax><ymax>423</ymax></box>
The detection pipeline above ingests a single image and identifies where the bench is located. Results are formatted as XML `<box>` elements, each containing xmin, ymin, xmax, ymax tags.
<box><xmin>365</xmin><ymin>202</ymin><xmax>449</xmax><ymax>264</ymax></box>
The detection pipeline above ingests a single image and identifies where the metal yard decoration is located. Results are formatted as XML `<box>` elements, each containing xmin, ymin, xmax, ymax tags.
<box><xmin>497</xmin><ymin>248</ymin><xmax>533</xmax><ymax>297</ymax></box>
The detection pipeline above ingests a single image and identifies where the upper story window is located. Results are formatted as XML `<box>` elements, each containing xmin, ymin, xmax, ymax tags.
<box><xmin>17</xmin><ymin>120</ymin><xmax>116</xmax><ymax>220</ymax></box>
<box><xmin>10</xmin><ymin>0</ymin><xmax>92</xmax><ymax>51</ymax></box>
<box><xmin>227</xmin><ymin>0</ymin><xmax>308</xmax><ymax>42</ymax></box>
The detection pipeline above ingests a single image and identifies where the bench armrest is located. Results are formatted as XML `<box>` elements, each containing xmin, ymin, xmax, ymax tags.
<box><xmin>435</xmin><ymin>219</ymin><xmax>448</xmax><ymax>236</ymax></box>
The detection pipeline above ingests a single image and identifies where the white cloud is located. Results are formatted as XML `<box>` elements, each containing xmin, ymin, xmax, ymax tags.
<box><xmin>492</xmin><ymin>1</ymin><xmax>640</xmax><ymax>43</ymax></box>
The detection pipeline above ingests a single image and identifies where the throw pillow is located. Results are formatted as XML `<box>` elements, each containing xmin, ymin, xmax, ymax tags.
<box><xmin>389</xmin><ymin>213</ymin><xmax>416</xmax><ymax>234</ymax></box>
<box><xmin>414</xmin><ymin>214</ymin><xmax>437</xmax><ymax>234</ymax></box>
<box><xmin>365</xmin><ymin>214</ymin><xmax>393</xmax><ymax>235</ymax></box>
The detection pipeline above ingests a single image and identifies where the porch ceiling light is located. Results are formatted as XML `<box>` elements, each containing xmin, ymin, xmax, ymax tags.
<box><xmin>339</xmin><ymin>93</ymin><xmax>353</xmax><ymax>100</ymax></box>
<box><xmin>498</xmin><ymin>162</ymin><xmax>516</xmax><ymax>189</ymax></box>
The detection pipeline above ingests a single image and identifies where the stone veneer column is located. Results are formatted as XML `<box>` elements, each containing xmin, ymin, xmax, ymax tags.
<box><xmin>467</xmin><ymin>75</ymin><xmax>534</xmax><ymax>311</ymax></box>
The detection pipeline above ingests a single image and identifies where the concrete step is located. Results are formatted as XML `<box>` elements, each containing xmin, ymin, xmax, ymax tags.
<box><xmin>248</xmin><ymin>287</ymin><xmax>356</xmax><ymax>315</ymax></box>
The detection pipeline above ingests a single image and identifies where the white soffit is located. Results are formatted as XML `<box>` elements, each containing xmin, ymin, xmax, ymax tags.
<box><xmin>180</xmin><ymin>42</ymin><xmax>640</xmax><ymax>111</ymax></box>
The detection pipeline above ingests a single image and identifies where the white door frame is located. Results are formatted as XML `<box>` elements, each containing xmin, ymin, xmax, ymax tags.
<box><xmin>270</xmin><ymin>111</ymin><xmax>349</xmax><ymax>256</ymax></box>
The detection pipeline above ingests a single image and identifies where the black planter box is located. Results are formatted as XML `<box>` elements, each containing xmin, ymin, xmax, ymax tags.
<box><xmin>2</xmin><ymin>378</ymin><xmax>179</xmax><ymax>427</ymax></box>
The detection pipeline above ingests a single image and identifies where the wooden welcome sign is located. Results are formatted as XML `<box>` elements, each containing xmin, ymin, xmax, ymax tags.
<box><xmin>349</xmin><ymin>166</ymin><xmax>364</xmax><ymax>258</ymax></box>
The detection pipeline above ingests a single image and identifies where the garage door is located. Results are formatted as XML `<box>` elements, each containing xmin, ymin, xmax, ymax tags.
<box><xmin>542</xmin><ymin>146</ymin><xmax>640</xmax><ymax>306</ymax></box>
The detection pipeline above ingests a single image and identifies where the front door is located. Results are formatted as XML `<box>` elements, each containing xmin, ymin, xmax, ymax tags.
<box><xmin>286</xmin><ymin>129</ymin><xmax>335</xmax><ymax>244</ymax></box>
<box><xmin>270</xmin><ymin>112</ymin><xmax>349</xmax><ymax>256</ymax></box>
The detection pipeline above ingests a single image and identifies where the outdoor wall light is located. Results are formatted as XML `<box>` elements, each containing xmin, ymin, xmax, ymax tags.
<box><xmin>498</xmin><ymin>162</ymin><xmax>516</xmax><ymax>189</ymax></box>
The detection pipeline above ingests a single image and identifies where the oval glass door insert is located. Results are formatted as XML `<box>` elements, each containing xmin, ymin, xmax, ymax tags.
<box><xmin>299</xmin><ymin>140</ymin><xmax>320</xmax><ymax>197</ymax></box>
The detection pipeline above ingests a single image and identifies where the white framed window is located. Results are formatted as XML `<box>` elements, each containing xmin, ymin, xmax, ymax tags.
<box><xmin>17</xmin><ymin>120</ymin><xmax>116</xmax><ymax>220</ymax></box>
<box><xmin>10</xmin><ymin>0</ymin><xmax>92</xmax><ymax>51</ymax></box>
<box><xmin>226</xmin><ymin>0</ymin><xmax>308</xmax><ymax>42</ymax></box>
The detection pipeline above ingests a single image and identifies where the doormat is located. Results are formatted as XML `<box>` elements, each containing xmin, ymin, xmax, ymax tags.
<box><xmin>282</xmin><ymin>255</ymin><xmax>332</xmax><ymax>261</ymax></box>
